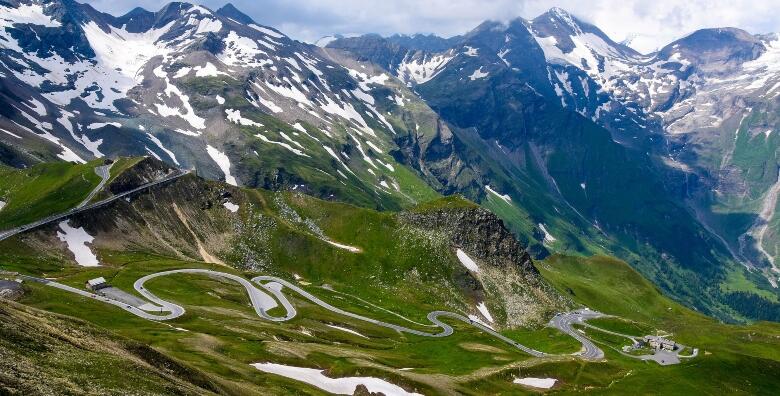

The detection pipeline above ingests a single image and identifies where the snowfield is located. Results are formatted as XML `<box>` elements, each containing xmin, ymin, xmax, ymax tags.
<box><xmin>223</xmin><ymin>201</ymin><xmax>239</xmax><ymax>213</ymax></box>
<box><xmin>485</xmin><ymin>185</ymin><xmax>512</xmax><ymax>204</ymax></box>
<box><xmin>514</xmin><ymin>377</ymin><xmax>557</xmax><ymax>389</ymax></box>
<box><xmin>456</xmin><ymin>249</ymin><xmax>480</xmax><ymax>273</ymax></box>
<box><xmin>56</xmin><ymin>220</ymin><xmax>100</xmax><ymax>267</ymax></box>
<box><xmin>206</xmin><ymin>145</ymin><xmax>237</xmax><ymax>186</ymax></box>
<box><xmin>251</xmin><ymin>363</ymin><xmax>423</xmax><ymax>396</ymax></box>
<box><xmin>538</xmin><ymin>223</ymin><xmax>557</xmax><ymax>244</ymax></box>
<box><xmin>476</xmin><ymin>302</ymin><xmax>494</xmax><ymax>323</ymax></box>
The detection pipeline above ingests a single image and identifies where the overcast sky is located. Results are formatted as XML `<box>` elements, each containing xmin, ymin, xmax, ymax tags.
<box><xmin>83</xmin><ymin>0</ymin><xmax>780</xmax><ymax>54</ymax></box>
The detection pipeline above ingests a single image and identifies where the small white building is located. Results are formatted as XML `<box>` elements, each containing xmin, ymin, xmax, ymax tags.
<box><xmin>86</xmin><ymin>277</ymin><xmax>108</xmax><ymax>291</ymax></box>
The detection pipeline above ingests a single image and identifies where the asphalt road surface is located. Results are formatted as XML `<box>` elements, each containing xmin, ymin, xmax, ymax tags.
<box><xmin>549</xmin><ymin>309</ymin><xmax>606</xmax><ymax>360</ymax></box>
<box><xmin>78</xmin><ymin>164</ymin><xmax>112</xmax><ymax>208</ymax></box>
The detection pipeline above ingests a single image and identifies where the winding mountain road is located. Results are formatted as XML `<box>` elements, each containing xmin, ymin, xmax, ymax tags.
<box><xmin>78</xmin><ymin>164</ymin><xmax>112</xmax><ymax>208</ymax></box>
<box><xmin>24</xmin><ymin>269</ymin><xmax>551</xmax><ymax>357</ymax></box>
<box><xmin>28</xmin><ymin>269</ymin><xmax>691</xmax><ymax>364</ymax></box>
<box><xmin>549</xmin><ymin>310</ymin><xmax>606</xmax><ymax>360</ymax></box>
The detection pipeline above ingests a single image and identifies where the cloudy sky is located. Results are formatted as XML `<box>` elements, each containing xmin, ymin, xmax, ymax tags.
<box><xmin>83</xmin><ymin>0</ymin><xmax>780</xmax><ymax>54</ymax></box>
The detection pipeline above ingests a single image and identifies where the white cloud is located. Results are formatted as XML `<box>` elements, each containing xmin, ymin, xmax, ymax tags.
<box><xmin>82</xmin><ymin>1</ymin><xmax>780</xmax><ymax>54</ymax></box>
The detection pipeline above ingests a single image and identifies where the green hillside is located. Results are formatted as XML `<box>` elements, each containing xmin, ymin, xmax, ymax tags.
<box><xmin>1</xmin><ymin>159</ymin><xmax>780</xmax><ymax>394</ymax></box>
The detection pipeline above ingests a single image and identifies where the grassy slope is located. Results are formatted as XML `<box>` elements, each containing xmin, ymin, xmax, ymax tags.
<box><xmin>2</xmin><ymin>160</ymin><xmax>780</xmax><ymax>394</ymax></box>
<box><xmin>522</xmin><ymin>254</ymin><xmax>780</xmax><ymax>395</ymax></box>
<box><xmin>0</xmin><ymin>160</ymin><xmax>103</xmax><ymax>229</ymax></box>
<box><xmin>0</xmin><ymin>167</ymin><xmax>565</xmax><ymax>394</ymax></box>
<box><xmin>0</xmin><ymin>298</ymin><xmax>219</xmax><ymax>395</ymax></box>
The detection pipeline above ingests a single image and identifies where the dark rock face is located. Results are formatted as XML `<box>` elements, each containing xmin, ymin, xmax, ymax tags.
<box><xmin>0</xmin><ymin>280</ymin><xmax>24</xmax><ymax>300</ymax></box>
<box><xmin>352</xmin><ymin>384</ymin><xmax>385</xmax><ymax>396</ymax></box>
<box><xmin>385</xmin><ymin>33</ymin><xmax>462</xmax><ymax>52</ymax></box>
<box><xmin>108</xmin><ymin>156</ymin><xmax>174</xmax><ymax>194</ymax></box>
<box><xmin>327</xmin><ymin>34</ymin><xmax>411</xmax><ymax>72</ymax></box>
<box><xmin>659</xmin><ymin>28</ymin><xmax>766</xmax><ymax>74</ymax></box>
<box><xmin>399</xmin><ymin>206</ymin><xmax>537</xmax><ymax>276</ymax></box>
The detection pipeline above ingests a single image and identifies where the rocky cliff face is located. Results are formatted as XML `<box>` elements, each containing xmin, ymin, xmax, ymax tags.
<box><xmin>400</xmin><ymin>203</ymin><xmax>572</xmax><ymax>327</ymax></box>
<box><xmin>401</xmin><ymin>206</ymin><xmax>537</xmax><ymax>275</ymax></box>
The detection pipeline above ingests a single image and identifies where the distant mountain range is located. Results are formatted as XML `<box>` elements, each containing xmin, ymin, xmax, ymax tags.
<box><xmin>1</xmin><ymin>0</ymin><xmax>778</xmax><ymax>322</ymax></box>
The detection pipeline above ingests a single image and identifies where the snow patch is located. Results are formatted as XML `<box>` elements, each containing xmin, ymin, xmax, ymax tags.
<box><xmin>251</xmin><ymin>363</ymin><xmax>422</xmax><ymax>396</ymax></box>
<box><xmin>514</xmin><ymin>377</ymin><xmax>557</xmax><ymax>389</ymax></box>
<box><xmin>456</xmin><ymin>249</ymin><xmax>479</xmax><ymax>273</ymax></box>
<box><xmin>56</xmin><ymin>220</ymin><xmax>99</xmax><ymax>267</ymax></box>
<box><xmin>397</xmin><ymin>53</ymin><xmax>453</xmax><ymax>85</ymax></box>
<box><xmin>325</xmin><ymin>324</ymin><xmax>369</xmax><ymax>339</ymax></box>
<box><xmin>206</xmin><ymin>145</ymin><xmax>237</xmax><ymax>186</ymax></box>
<box><xmin>476</xmin><ymin>302</ymin><xmax>494</xmax><ymax>323</ymax></box>
<box><xmin>0</xmin><ymin>127</ymin><xmax>21</xmax><ymax>139</ymax></box>
<box><xmin>469</xmin><ymin>67</ymin><xmax>489</xmax><ymax>80</ymax></box>
<box><xmin>223</xmin><ymin>201</ymin><xmax>239</xmax><ymax>213</ymax></box>
<box><xmin>225</xmin><ymin>109</ymin><xmax>263</xmax><ymax>127</ymax></box>
<box><xmin>485</xmin><ymin>185</ymin><xmax>512</xmax><ymax>203</ymax></box>
<box><xmin>86</xmin><ymin>122</ymin><xmax>121</xmax><ymax>130</ymax></box>
<box><xmin>194</xmin><ymin>62</ymin><xmax>225</xmax><ymax>77</ymax></box>
<box><xmin>324</xmin><ymin>239</ymin><xmax>361</xmax><ymax>253</ymax></box>
<box><xmin>538</xmin><ymin>223</ymin><xmax>557</xmax><ymax>244</ymax></box>
<box><xmin>467</xmin><ymin>314</ymin><xmax>494</xmax><ymax>330</ymax></box>
<box><xmin>256</xmin><ymin>133</ymin><xmax>308</xmax><ymax>157</ymax></box>
<box><xmin>463</xmin><ymin>46</ymin><xmax>479</xmax><ymax>56</ymax></box>
<box><xmin>249</xmin><ymin>24</ymin><xmax>285</xmax><ymax>39</ymax></box>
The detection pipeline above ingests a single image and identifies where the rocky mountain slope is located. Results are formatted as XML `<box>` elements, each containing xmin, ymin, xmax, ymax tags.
<box><xmin>0</xmin><ymin>298</ymin><xmax>220</xmax><ymax>395</ymax></box>
<box><xmin>328</xmin><ymin>8</ymin><xmax>780</xmax><ymax>321</ymax></box>
<box><xmin>0</xmin><ymin>0</ymin><xmax>448</xmax><ymax>211</ymax></box>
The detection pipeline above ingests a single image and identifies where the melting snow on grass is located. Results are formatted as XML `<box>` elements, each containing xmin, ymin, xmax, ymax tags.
<box><xmin>514</xmin><ymin>377</ymin><xmax>557</xmax><ymax>389</ymax></box>
<box><xmin>206</xmin><ymin>145</ymin><xmax>237</xmax><ymax>186</ymax></box>
<box><xmin>251</xmin><ymin>363</ymin><xmax>422</xmax><ymax>396</ymax></box>
<box><xmin>456</xmin><ymin>249</ymin><xmax>479</xmax><ymax>273</ymax></box>
<box><xmin>86</xmin><ymin>122</ymin><xmax>121</xmax><ymax>129</ymax></box>
<box><xmin>538</xmin><ymin>223</ymin><xmax>557</xmax><ymax>244</ymax></box>
<box><xmin>225</xmin><ymin>109</ymin><xmax>263</xmax><ymax>127</ymax></box>
<box><xmin>56</xmin><ymin>220</ymin><xmax>99</xmax><ymax>267</ymax></box>
<box><xmin>476</xmin><ymin>302</ymin><xmax>494</xmax><ymax>323</ymax></box>
<box><xmin>146</xmin><ymin>133</ymin><xmax>179</xmax><ymax>165</ymax></box>
<box><xmin>223</xmin><ymin>201</ymin><xmax>239</xmax><ymax>213</ymax></box>
<box><xmin>325</xmin><ymin>324</ymin><xmax>369</xmax><ymax>339</ymax></box>
<box><xmin>468</xmin><ymin>314</ymin><xmax>495</xmax><ymax>330</ymax></box>
<box><xmin>194</xmin><ymin>62</ymin><xmax>225</xmax><ymax>77</ymax></box>
<box><xmin>485</xmin><ymin>185</ymin><xmax>511</xmax><ymax>204</ymax></box>
<box><xmin>469</xmin><ymin>67</ymin><xmax>489</xmax><ymax>80</ymax></box>
<box><xmin>325</xmin><ymin>239</ymin><xmax>361</xmax><ymax>253</ymax></box>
